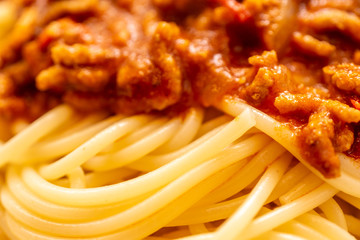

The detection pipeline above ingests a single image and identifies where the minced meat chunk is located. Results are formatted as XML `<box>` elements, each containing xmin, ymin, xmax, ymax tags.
<box><xmin>275</xmin><ymin>93</ymin><xmax>360</xmax><ymax>123</ymax></box>
<box><xmin>298</xmin><ymin>108</ymin><xmax>339</xmax><ymax>177</ymax></box>
<box><xmin>292</xmin><ymin>32</ymin><xmax>336</xmax><ymax>57</ymax></box>
<box><xmin>323</xmin><ymin>63</ymin><xmax>360</xmax><ymax>95</ymax></box>
<box><xmin>299</xmin><ymin>8</ymin><xmax>360</xmax><ymax>43</ymax></box>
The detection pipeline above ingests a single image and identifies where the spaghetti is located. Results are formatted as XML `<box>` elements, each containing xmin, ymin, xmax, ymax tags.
<box><xmin>0</xmin><ymin>106</ymin><xmax>358</xmax><ymax>239</ymax></box>
<box><xmin>0</xmin><ymin>0</ymin><xmax>360</xmax><ymax>239</ymax></box>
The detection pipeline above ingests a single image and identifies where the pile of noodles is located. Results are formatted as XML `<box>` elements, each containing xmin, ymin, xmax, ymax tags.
<box><xmin>0</xmin><ymin>104</ymin><xmax>358</xmax><ymax>240</ymax></box>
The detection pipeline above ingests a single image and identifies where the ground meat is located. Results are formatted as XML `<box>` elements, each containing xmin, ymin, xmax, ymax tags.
<box><xmin>37</xmin><ymin>18</ymin><xmax>95</xmax><ymax>49</ymax></box>
<box><xmin>292</xmin><ymin>32</ymin><xmax>336</xmax><ymax>57</ymax></box>
<box><xmin>63</xmin><ymin>91</ymin><xmax>110</xmax><ymax>112</ymax></box>
<box><xmin>36</xmin><ymin>66</ymin><xmax>66</xmax><ymax>92</ymax></box>
<box><xmin>275</xmin><ymin>93</ymin><xmax>360</xmax><ymax>123</ymax></box>
<box><xmin>22</xmin><ymin>41</ymin><xmax>52</xmax><ymax>76</ymax></box>
<box><xmin>334</xmin><ymin>124</ymin><xmax>354</xmax><ymax>153</ymax></box>
<box><xmin>0</xmin><ymin>97</ymin><xmax>26</xmax><ymax>118</ymax></box>
<box><xmin>153</xmin><ymin>0</ymin><xmax>204</xmax><ymax>13</ymax></box>
<box><xmin>245</xmin><ymin>67</ymin><xmax>275</xmax><ymax>104</ymax></box>
<box><xmin>0</xmin><ymin>7</ymin><xmax>37</xmax><ymax>67</ymax></box>
<box><xmin>308</xmin><ymin>0</ymin><xmax>357</xmax><ymax>11</ymax></box>
<box><xmin>2</xmin><ymin>61</ymin><xmax>32</xmax><ymax>87</ymax></box>
<box><xmin>323</xmin><ymin>63</ymin><xmax>360</xmax><ymax>95</ymax></box>
<box><xmin>194</xmin><ymin>53</ymin><xmax>243</xmax><ymax>107</ymax></box>
<box><xmin>244</xmin><ymin>51</ymin><xmax>292</xmax><ymax>105</ymax></box>
<box><xmin>39</xmin><ymin>0</ymin><xmax>98</xmax><ymax>25</ymax></box>
<box><xmin>0</xmin><ymin>74</ymin><xmax>15</xmax><ymax>97</ymax></box>
<box><xmin>216</xmin><ymin>0</ymin><xmax>251</xmax><ymax>23</ymax></box>
<box><xmin>248</xmin><ymin>50</ymin><xmax>278</xmax><ymax>66</ymax></box>
<box><xmin>298</xmin><ymin>108</ymin><xmax>340</xmax><ymax>177</ymax></box>
<box><xmin>252</xmin><ymin>0</ymin><xmax>297</xmax><ymax>53</ymax></box>
<box><xmin>37</xmin><ymin>65</ymin><xmax>111</xmax><ymax>92</ymax></box>
<box><xmin>354</xmin><ymin>50</ymin><xmax>360</xmax><ymax>64</ymax></box>
<box><xmin>113</xmin><ymin>21</ymin><xmax>183</xmax><ymax>113</ymax></box>
<box><xmin>50</xmin><ymin>44</ymin><xmax>122</xmax><ymax>67</ymax></box>
<box><xmin>299</xmin><ymin>8</ymin><xmax>360</xmax><ymax>43</ymax></box>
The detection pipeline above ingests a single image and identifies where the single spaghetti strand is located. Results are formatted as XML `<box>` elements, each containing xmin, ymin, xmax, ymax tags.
<box><xmin>188</xmin><ymin>224</ymin><xmax>208</xmax><ymax>235</ymax></box>
<box><xmin>67</xmin><ymin>167</ymin><xmax>86</xmax><ymax>189</ymax></box>
<box><xmin>318</xmin><ymin>198</ymin><xmax>347</xmax><ymax>230</ymax></box>
<box><xmin>345</xmin><ymin>214</ymin><xmax>360</xmax><ymax>237</ymax></box>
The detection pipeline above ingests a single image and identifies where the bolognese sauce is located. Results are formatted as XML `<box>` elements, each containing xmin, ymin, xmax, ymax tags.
<box><xmin>1</xmin><ymin>0</ymin><xmax>360</xmax><ymax>177</ymax></box>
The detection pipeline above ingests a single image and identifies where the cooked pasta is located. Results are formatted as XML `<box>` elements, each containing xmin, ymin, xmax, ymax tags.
<box><xmin>1</xmin><ymin>0</ymin><xmax>360</xmax><ymax>239</ymax></box>
<box><xmin>0</xmin><ymin>105</ymin><xmax>357</xmax><ymax>239</ymax></box>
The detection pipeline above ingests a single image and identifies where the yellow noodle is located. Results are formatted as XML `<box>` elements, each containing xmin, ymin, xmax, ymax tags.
<box><xmin>83</xmin><ymin>168</ymin><xmax>139</xmax><ymax>188</ymax></box>
<box><xmin>0</xmin><ymin>102</ymin><xmax>359</xmax><ymax>239</ymax></box>
<box><xmin>6</xmin><ymin>168</ymin><xmax>154</xmax><ymax>222</ymax></box>
<box><xmin>67</xmin><ymin>167</ymin><xmax>86</xmax><ymax>189</ymax></box>
<box><xmin>45</xmin><ymin>111</ymin><xmax>108</xmax><ymax>140</ymax></box>
<box><xmin>215</xmin><ymin>153</ymin><xmax>292</xmax><ymax>239</ymax></box>
<box><xmin>279</xmin><ymin>174</ymin><xmax>323</xmax><ymax>204</ymax></box>
<box><xmin>345</xmin><ymin>214</ymin><xmax>360</xmax><ymax>237</ymax></box>
<box><xmin>252</xmin><ymin>231</ymin><xmax>308</xmax><ymax>240</ymax></box>
<box><xmin>127</xmin><ymin>122</ymin><xmax>229</xmax><ymax>172</ymax></box>
<box><xmin>0</xmin><ymin>105</ymin><xmax>74</xmax><ymax>166</ymax></box>
<box><xmin>267</xmin><ymin>163</ymin><xmax>310</xmax><ymax>203</ymax></box>
<box><xmin>318</xmin><ymin>198</ymin><xmax>347</xmax><ymax>230</ymax></box>
<box><xmin>22</xmin><ymin>109</ymin><xmax>255</xmax><ymax>207</ymax></box>
<box><xmin>168</xmin><ymin>194</ymin><xmax>248</xmax><ymax>226</ymax></box>
<box><xmin>83</xmin><ymin>117</ymin><xmax>182</xmax><ymax>171</ymax></box>
<box><xmin>5</xmin><ymin>161</ymin><xmax>242</xmax><ymax>239</ymax></box>
<box><xmin>195</xmin><ymin>115</ymin><xmax>232</xmax><ymax>138</ymax></box>
<box><xmin>39</xmin><ymin>114</ymin><xmax>153</xmax><ymax>180</ymax></box>
<box><xmin>337</xmin><ymin>192</ymin><xmax>360</xmax><ymax>210</ymax></box>
<box><xmin>102</xmin><ymin>117</ymin><xmax>168</xmax><ymax>154</ymax></box>
<box><xmin>54</xmin><ymin>167</ymin><xmax>138</xmax><ymax>188</ymax></box>
<box><xmin>296</xmin><ymin>213</ymin><xmax>355</xmax><ymax>240</ymax></box>
<box><xmin>6</xmin><ymin>135</ymin><xmax>263</xmax><ymax>237</ymax></box>
<box><xmin>275</xmin><ymin>220</ymin><xmax>331</xmax><ymax>240</ymax></box>
<box><xmin>154</xmin><ymin>108</ymin><xmax>204</xmax><ymax>153</ymax></box>
<box><xmin>196</xmin><ymin>140</ymin><xmax>285</xmax><ymax>206</ymax></box>
<box><xmin>242</xmin><ymin>184</ymin><xmax>338</xmax><ymax>239</ymax></box>
<box><xmin>188</xmin><ymin>224</ymin><xmax>208</xmax><ymax>235</ymax></box>
<box><xmin>23</xmin><ymin>115</ymin><xmax>123</xmax><ymax>163</ymax></box>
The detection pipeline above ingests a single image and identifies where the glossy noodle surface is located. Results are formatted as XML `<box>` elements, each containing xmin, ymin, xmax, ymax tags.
<box><xmin>1</xmin><ymin>0</ymin><xmax>360</xmax><ymax>239</ymax></box>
